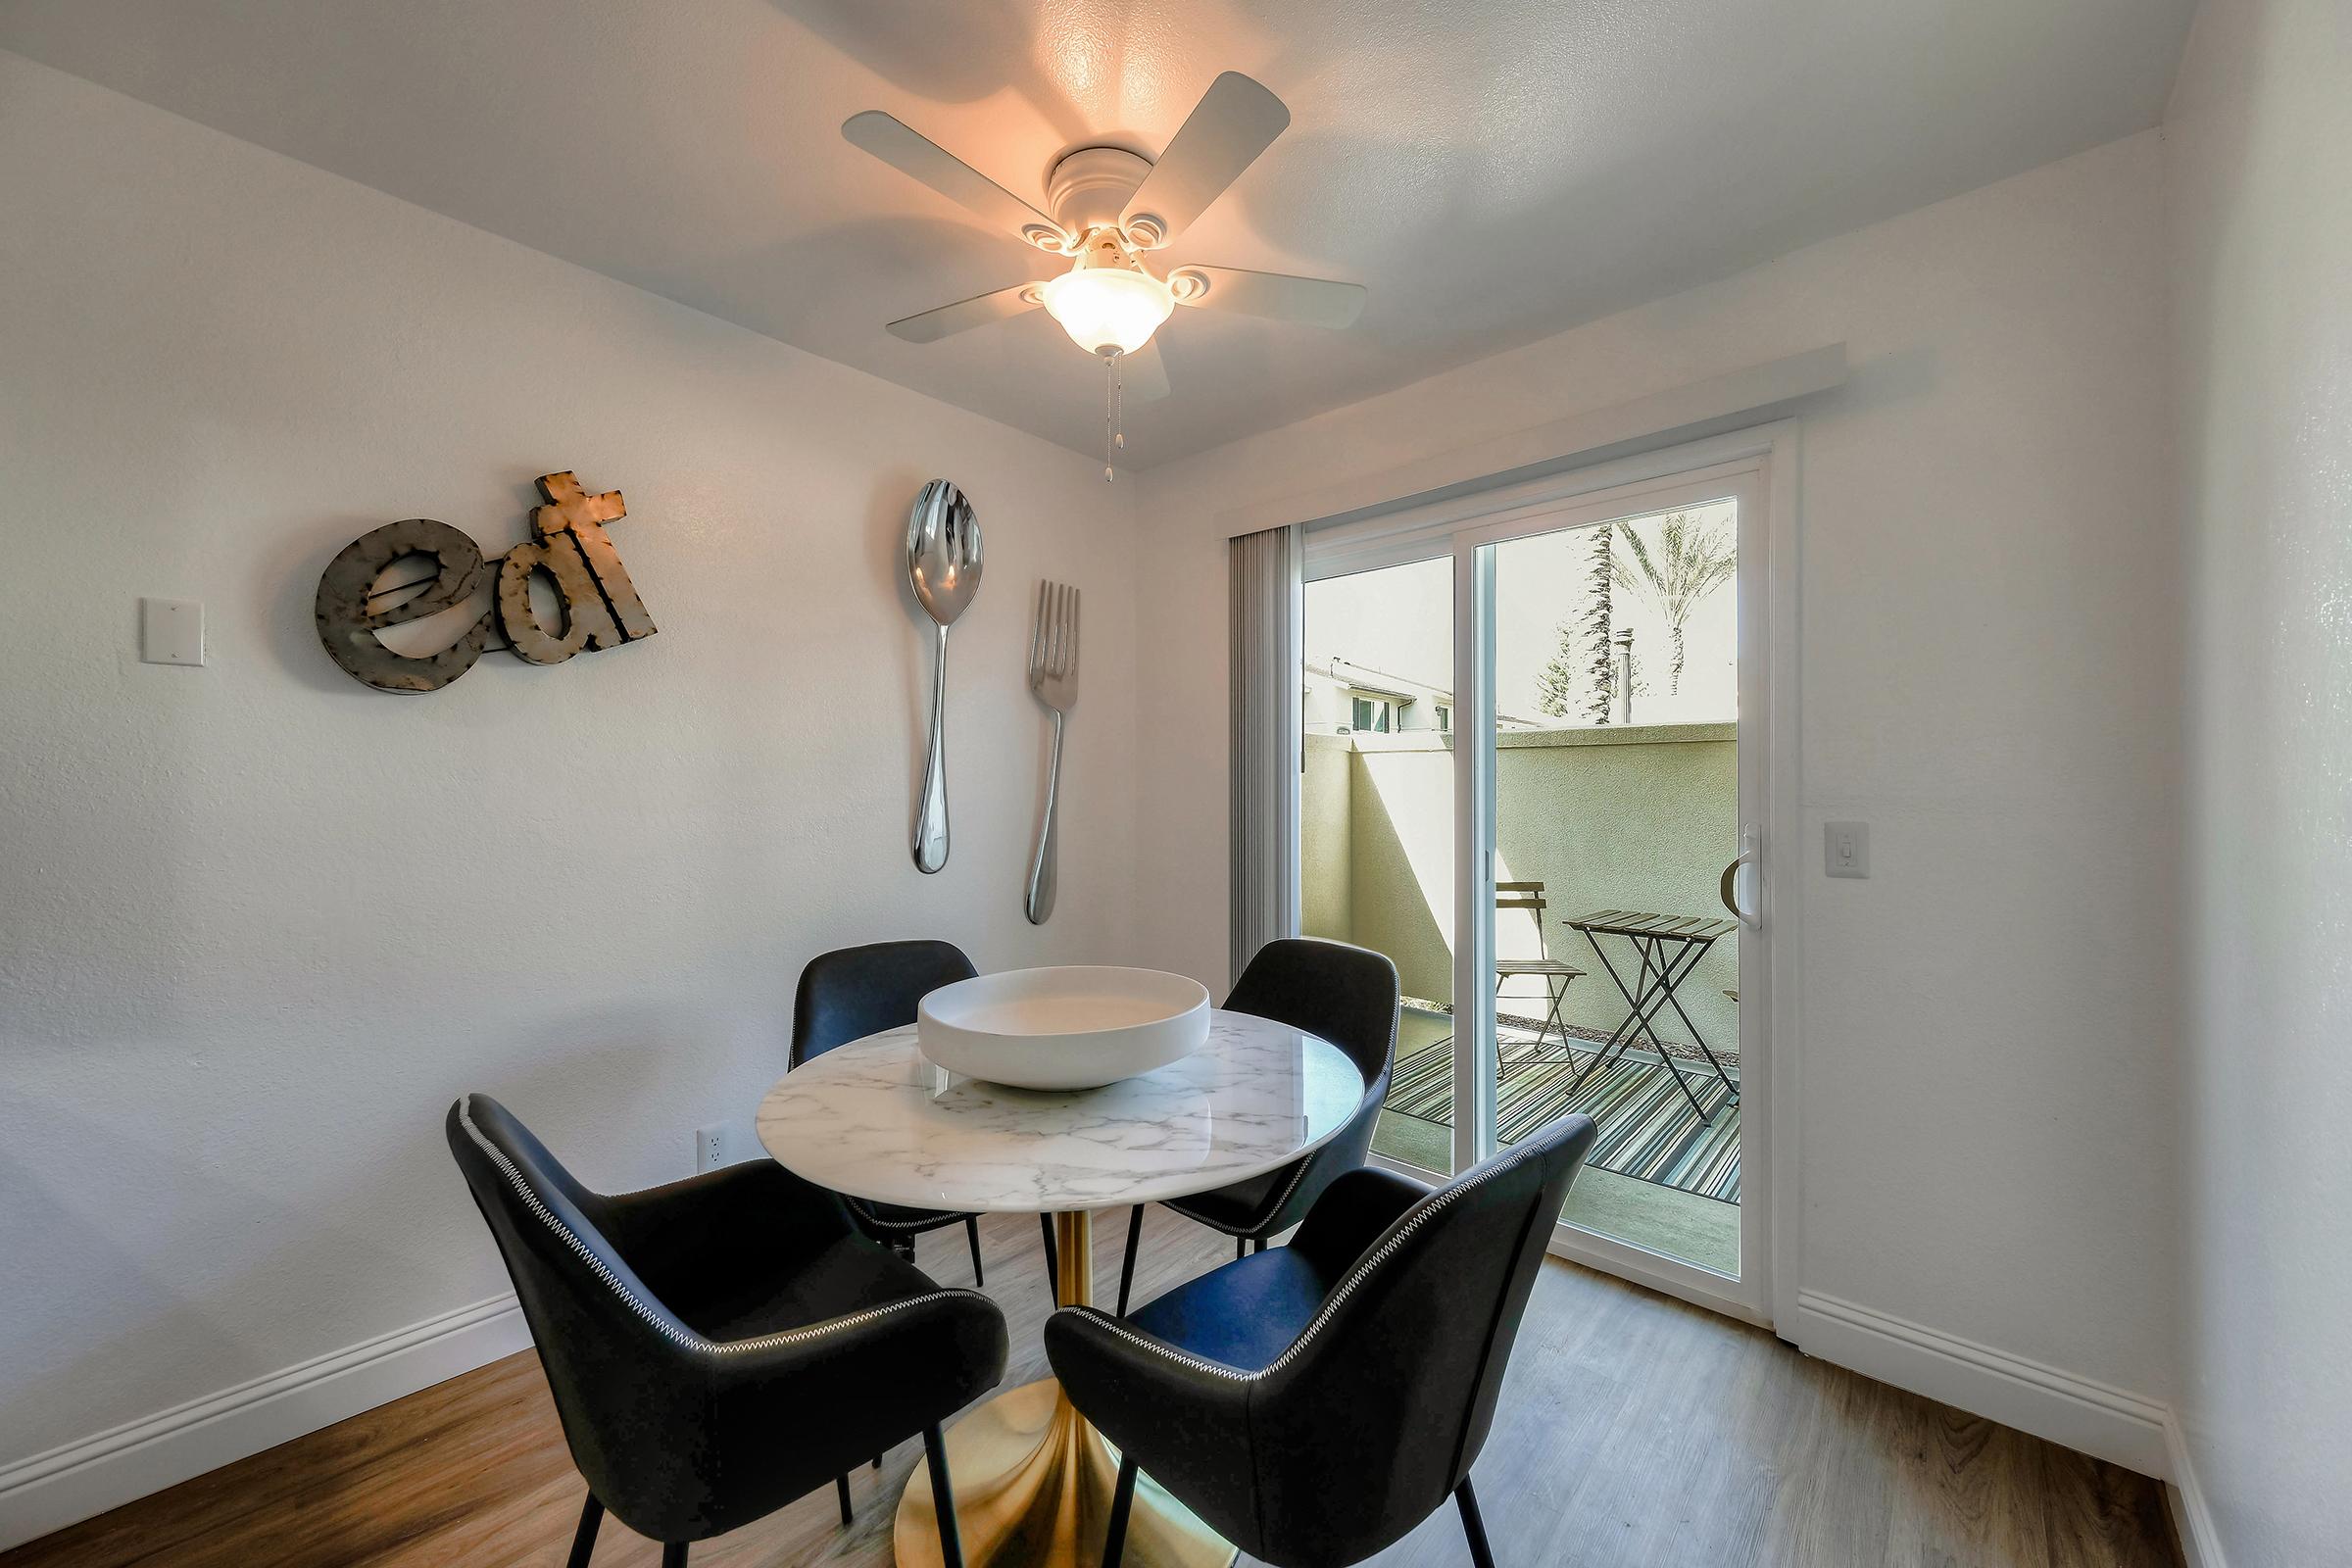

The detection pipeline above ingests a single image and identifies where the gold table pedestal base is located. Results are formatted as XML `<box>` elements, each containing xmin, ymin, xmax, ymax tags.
<box><xmin>893</xmin><ymin>1212</ymin><xmax>1236</xmax><ymax>1568</ymax></box>
<box><xmin>893</xmin><ymin>1379</ymin><xmax>1234</xmax><ymax>1568</ymax></box>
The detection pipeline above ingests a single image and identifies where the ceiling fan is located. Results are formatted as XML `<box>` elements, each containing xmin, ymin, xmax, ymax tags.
<box><xmin>842</xmin><ymin>72</ymin><xmax>1367</xmax><ymax>405</ymax></box>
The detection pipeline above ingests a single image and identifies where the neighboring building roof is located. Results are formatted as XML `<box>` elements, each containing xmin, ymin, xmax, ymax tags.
<box><xmin>1307</xmin><ymin>657</ymin><xmax>1537</xmax><ymax>728</ymax></box>
<box><xmin>1309</xmin><ymin>657</ymin><xmax>1446</xmax><ymax>703</ymax></box>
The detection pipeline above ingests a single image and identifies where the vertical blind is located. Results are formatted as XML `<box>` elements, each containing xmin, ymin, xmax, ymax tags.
<box><xmin>1228</xmin><ymin>525</ymin><xmax>1302</xmax><ymax>983</ymax></box>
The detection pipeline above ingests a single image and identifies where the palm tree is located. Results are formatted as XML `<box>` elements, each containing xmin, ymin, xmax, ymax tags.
<box><xmin>1534</xmin><ymin>526</ymin><xmax>1618</xmax><ymax>723</ymax></box>
<box><xmin>1611</xmin><ymin>512</ymin><xmax>1735</xmax><ymax>696</ymax></box>
<box><xmin>1533</xmin><ymin>617</ymin><xmax>1580</xmax><ymax>717</ymax></box>
<box><xmin>1583</xmin><ymin>524</ymin><xmax>1615</xmax><ymax>723</ymax></box>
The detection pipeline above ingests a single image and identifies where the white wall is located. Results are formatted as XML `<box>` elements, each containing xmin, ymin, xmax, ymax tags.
<box><xmin>1136</xmin><ymin>132</ymin><xmax>2182</xmax><ymax>1424</ymax></box>
<box><xmin>2166</xmin><ymin>0</ymin><xmax>2352</xmax><ymax>1560</ymax></box>
<box><xmin>0</xmin><ymin>47</ymin><xmax>1139</xmax><ymax>1505</ymax></box>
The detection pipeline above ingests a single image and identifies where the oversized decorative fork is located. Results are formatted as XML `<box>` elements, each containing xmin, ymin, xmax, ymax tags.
<box><xmin>1024</xmin><ymin>580</ymin><xmax>1080</xmax><ymax>924</ymax></box>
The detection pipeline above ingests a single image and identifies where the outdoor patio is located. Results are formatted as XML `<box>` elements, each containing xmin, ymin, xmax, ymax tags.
<box><xmin>1379</xmin><ymin>1008</ymin><xmax>1740</xmax><ymax>1201</ymax></box>
<box><xmin>1304</xmin><ymin>714</ymin><xmax>1745</xmax><ymax>1271</ymax></box>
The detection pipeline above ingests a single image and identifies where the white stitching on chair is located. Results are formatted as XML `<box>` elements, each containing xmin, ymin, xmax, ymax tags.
<box><xmin>1240</xmin><ymin>1150</ymin><xmax>1322</xmax><ymax>1235</ymax></box>
<box><xmin>1213</xmin><ymin>1030</ymin><xmax>1397</xmax><ymax>1238</ymax></box>
<box><xmin>1059</xmin><ymin>1139</ymin><xmax>1540</xmax><ymax>1383</ymax></box>
<box><xmin>850</xmin><ymin>1199</ymin><xmax>959</xmax><ymax>1232</ymax></box>
<box><xmin>459</xmin><ymin>1099</ymin><xmax>984</xmax><ymax>1356</ymax></box>
<box><xmin>1244</xmin><ymin>1007</ymin><xmax>1397</xmax><ymax>1234</ymax></box>
<box><xmin>1170</xmin><ymin>1150</ymin><xmax>1324</xmax><ymax>1238</ymax></box>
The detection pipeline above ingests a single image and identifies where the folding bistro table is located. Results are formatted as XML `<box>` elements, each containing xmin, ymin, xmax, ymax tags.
<box><xmin>1563</xmin><ymin>908</ymin><xmax>1740</xmax><ymax>1121</ymax></box>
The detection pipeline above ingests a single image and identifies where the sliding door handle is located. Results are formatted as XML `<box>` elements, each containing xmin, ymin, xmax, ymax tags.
<box><xmin>1720</xmin><ymin>829</ymin><xmax>1760</xmax><ymax>928</ymax></box>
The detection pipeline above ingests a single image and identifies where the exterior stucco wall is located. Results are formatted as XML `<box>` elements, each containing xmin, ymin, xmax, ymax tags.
<box><xmin>1300</xmin><ymin>731</ymin><xmax>1355</xmax><ymax>944</ymax></box>
<box><xmin>1320</xmin><ymin>724</ymin><xmax>1739</xmax><ymax>1054</ymax></box>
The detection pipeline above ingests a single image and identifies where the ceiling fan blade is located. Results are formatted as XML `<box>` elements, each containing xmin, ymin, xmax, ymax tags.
<box><xmin>1169</xmin><ymin>266</ymin><xmax>1365</xmax><ymax>328</ymax></box>
<box><xmin>1120</xmin><ymin>73</ymin><xmax>1291</xmax><ymax>248</ymax></box>
<box><xmin>1119</xmin><ymin>341</ymin><xmax>1170</xmax><ymax>401</ymax></box>
<box><xmin>843</xmin><ymin>111</ymin><xmax>1068</xmax><ymax>247</ymax></box>
<box><xmin>886</xmin><ymin>282</ymin><xmax>1047</xmax><ymax>344</ymax></box>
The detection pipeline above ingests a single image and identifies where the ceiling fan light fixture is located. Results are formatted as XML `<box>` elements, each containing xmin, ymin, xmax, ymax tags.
<box><xmin>1040</xmin><ymin>266</ymin><xmax>1174</xmax><ymax>357</ymax></box>
<box><xmin>848</xmin><ymin>72</ymin><xmax>1363</xmax><ymax>385</ymax></box>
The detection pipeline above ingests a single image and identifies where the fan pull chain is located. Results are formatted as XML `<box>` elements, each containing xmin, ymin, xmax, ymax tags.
<box><xmin>1103</xmin><ymin>351</ymin><xmax>1125</xmax><ymax>482</ymax></box>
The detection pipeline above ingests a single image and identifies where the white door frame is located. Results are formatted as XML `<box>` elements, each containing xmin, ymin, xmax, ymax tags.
<box><xmin>1305</xmin><ymin>420</ymin><xmax>1802</xmax><ymax>1333</ymax></box>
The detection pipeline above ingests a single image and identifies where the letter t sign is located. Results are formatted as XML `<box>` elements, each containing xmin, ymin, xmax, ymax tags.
<box><xmin>531</xmin><ymin>471</ymin><xmax>658</xmax><ymax>642</ymax></box>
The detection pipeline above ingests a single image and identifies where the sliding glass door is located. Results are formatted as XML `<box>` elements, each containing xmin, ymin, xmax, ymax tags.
<box><xmin>1298</xmin><ymin>441</ymin><xmax>1777</xmax><ymax>1321</ymax></box>
<box><xmin>1489</xmin><ymin>496</ymin><xmax>1746</xmax><ymax>1282</ymax></box>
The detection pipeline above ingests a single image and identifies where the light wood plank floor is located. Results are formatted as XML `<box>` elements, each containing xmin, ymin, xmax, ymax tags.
<box><xmin>3</xmin><ymin>1210</ymin><xmax>2179</xmax><ymax>1568</ymax></box>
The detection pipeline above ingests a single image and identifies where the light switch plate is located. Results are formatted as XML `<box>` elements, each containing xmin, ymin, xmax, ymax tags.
<box><xmin>1825</xmin><ymin>820</ymin><xmax>1869</xmax><ymax>878</ymax></box>
<box><xmin>140</xmin><ymin>598</ymin><xmax>204</xmax><ymax>666</ymax></box>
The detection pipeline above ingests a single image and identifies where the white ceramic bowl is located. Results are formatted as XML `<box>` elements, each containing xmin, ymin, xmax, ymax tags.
<box><xmin>916</xmin><ymin>966</ymin><xmax>1212</xmax><ymax>1090</ymax></box>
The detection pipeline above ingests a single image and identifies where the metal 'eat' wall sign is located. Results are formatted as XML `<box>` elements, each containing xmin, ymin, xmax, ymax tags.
<box><xmin>314</xmin><ymin>471</ymin><xmax>657</xmax><ymax>693</ymax></box>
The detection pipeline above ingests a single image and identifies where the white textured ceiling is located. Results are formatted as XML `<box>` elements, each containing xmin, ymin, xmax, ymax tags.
<box><xmin>0</xmin><ymin>0</ymin><xmax>2194</xmax><ymax>466</ymax></box>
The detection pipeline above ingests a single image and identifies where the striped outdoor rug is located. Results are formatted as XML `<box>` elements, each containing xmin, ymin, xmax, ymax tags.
<box><xmin>1387</xmin><ymin>1033</ymin><xmax>1740</xmax><ymax>1203</ymax></box>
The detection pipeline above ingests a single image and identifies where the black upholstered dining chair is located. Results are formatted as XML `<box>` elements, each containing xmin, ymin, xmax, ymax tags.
<box><xmin>1114</xmin><ymin>937</ymin><xmax>1399</xmax><ymax>1315</ymax></box>
<box><xmin>1048</xmin><ymin>1112</ymin><xmax>1599</xmax><ymax>1568</ymax></box>
<box><xmin>794</xmin><ymin>939</ymin><xmax>1064</xmax><ymax>1297</ymax></box>
<box><xmin>447</xmin><ymin>1094</ymin><xmax>1006</xmax><ymax>1568</ymax></box>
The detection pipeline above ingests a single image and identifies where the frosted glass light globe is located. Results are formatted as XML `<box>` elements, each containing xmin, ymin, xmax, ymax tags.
<box><xmin>1041</xmin><ymin>267</ymin><xmax>1174</xmax><ymax>356</ymax></box>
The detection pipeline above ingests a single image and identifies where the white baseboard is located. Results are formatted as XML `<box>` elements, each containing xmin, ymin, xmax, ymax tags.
<box><xmin>2163</xmin><ymin>1410</ymin><xmax>2227</xmax><ymax>1568</ymax></box>
<box><xmin>0</xmin><ymin>1293</ymin><xmax>528</xmax><ymax>1552</ymax></box>
<box><xmin>1792</xmin><ymin>1290</ymin><xmax>2171</xmax><ymax>1478</ymax></box>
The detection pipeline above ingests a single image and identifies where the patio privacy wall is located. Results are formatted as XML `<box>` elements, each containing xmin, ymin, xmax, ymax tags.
<box><xmin>1303</xmin><ymin>724</ymin><xmax>1738</xmax><ymax>1058</ymax></box>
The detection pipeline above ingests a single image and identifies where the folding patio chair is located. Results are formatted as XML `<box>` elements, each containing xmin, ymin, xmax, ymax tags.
<box><xmin>1494</xmin><ymin>882</ymin><xmax>1584</xmax><ymax>1068</ymax></box>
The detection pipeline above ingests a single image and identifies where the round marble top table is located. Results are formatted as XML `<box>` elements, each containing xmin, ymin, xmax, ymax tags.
<box><xmin>756</xmin><ymin>1009</ymin><xmax>1365</xmax><ymax>1568</ymax></box>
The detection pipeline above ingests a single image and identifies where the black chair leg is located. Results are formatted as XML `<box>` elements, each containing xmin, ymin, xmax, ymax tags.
<box><xmin>835</xmin><ymin>1472</ymin><xmax>854</xmax><ymax>1527</ymax></box>
<box><xmin>1040</xmin><ymin>1213</ymin><xmax>1059</xmax><ymax>1306</ymax></box>
<box><xmin>924</xmin><ymin>1424</ymin><xmax>964</xmax><ymax>1568</ymax></box>
<box><xmin>1455</xmin><ymin>1477</ymin><xmax>1496</xmax><ymax>1568</ymax></box>
<box><xmin>1252</xmin><ymin>1236</ymin><xmax>1266</xmax><ymax>1254</ymax></box>
<box><xmin>964</xmin><ymin>1214</ymin><xmax>985</xmax><ymax>1287</ymax></box>
<box><xmin>662</xmin><ymin>1544</ymin><xmax>690</xmax><ymax>1568</ymax></box>
<box><xmin>1103</xmin><ymin>1453</ymin><xmax>1140</xmax><ymax>1568</ymax></box>
<box><xmin>1236</xmin><ymin>1234</ymin><xmax>1248</xmax><ymax>1260</ymax></box>
<box><xmin>565</xmin><ymin>1493</ymin><xmax>603</xmax><ymax>1568</ymax></box>
<box><xmin>1116</xmin><ymin>1204</ymin><xmax>1144</xmax><ymax>1316</ymax></box>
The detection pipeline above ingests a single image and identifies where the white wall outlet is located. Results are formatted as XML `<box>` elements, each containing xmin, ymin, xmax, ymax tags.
<box><xmin>696</xmin><ymin>1123</ymin><xmax>727</xmax><ymax>1172</ymax></box>
<box><xmin>1826</xmin><ymin>820</ymin><xmax>1870</xmax><ymax>878</ymax></box>
<box><xmin>139</xmin><ymin>598</ymin><xmax>204</xmax><ymax>666</ymax></box>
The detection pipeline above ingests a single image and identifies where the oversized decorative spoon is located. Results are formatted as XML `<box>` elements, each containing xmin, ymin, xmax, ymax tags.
<box><xmin>906</xmin><ymin>479</ymin><xmax>982</xmax><ymax>873</ymax></box>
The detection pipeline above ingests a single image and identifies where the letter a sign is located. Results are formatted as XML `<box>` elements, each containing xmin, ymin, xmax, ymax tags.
<box><xmin>315</xmin><ymin>471</ymin><xmax>659</xmax><ymax>693</ymax></box>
